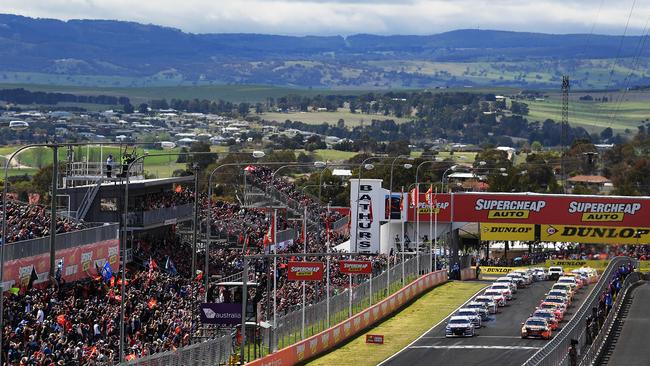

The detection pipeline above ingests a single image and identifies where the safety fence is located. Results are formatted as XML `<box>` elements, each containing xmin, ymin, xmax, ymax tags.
<box><xmin>2</xmin><ymin>223</ymin><xmax>119</xmax><ymax>261</ymax></box>
<box><xmin>119</xmin><ymin>332</ymin><xmax>233</xmax><ymax>366</ymax></box>
<box><xmin>249</xmin><ymin>265</ymin><xmax>448</xmax><ymax>366</ymax></box>
<box><xmin>272</xmin><ymin>253</ymin><xmax>434</xmax><ymax>352</ymax></box>
<box><xmin>578</xmin><ymin>271</ymin><xmax>643</xmax><ymax>366</ymax></box>
<box><xmin>521</xmin><ymin>256</ymin><xmax>637</xmax><ymax>366</ymax></box>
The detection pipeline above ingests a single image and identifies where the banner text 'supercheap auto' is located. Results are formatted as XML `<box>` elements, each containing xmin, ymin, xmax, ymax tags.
<box><xmin>453</xmin><ymin>194</ymin><xmax>650</xmax><ymax>227</ymax></box>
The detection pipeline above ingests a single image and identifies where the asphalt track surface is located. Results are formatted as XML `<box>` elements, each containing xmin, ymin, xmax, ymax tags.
<box><xmin>380</xmin><ymin>280</ymin><xmax>593</xmax><ymax>366</ymax></box>
<box><xmin>605</xmin><ymin>281</ymin><xmax>650</xmax><ymax>365</ymax></box>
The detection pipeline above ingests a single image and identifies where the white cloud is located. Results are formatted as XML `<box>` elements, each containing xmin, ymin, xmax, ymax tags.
<box><xmin>0</xmin><ymin>0</ymin><xmax>648</xmax><ymax>36</ymax></box>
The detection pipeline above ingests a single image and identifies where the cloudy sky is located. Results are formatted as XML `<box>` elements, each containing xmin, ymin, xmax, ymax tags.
<box><xmin>1</xmin><ymin>0</ymin><xmax>649</xmax><ymax>36</ymax></box>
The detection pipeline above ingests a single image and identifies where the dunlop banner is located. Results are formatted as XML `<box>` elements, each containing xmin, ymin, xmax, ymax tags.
<box><xmin>477</xmin><ymin>266</ymin><xmax>521</xmax><ymax>275</ymax></box>
<box><xmin>480</xmin><ymin>223</ymin><xmax>535</xmax><ymax>241</ymax></box>
<box><xmin>541</xmin><ymin>225</ymin><xmax>650</xmax><ymax>245</ymax></box>
<box><xmin>545</xmin><ymin>259</ymin><xmax>650</xmax><ymax>271</ymax></box>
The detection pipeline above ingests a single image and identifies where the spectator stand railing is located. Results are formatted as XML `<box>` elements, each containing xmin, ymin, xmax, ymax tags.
<box><xmin>272</xmin><ymin>252</ymin><xmax>432</xmax><ymax>352</ymax></box>
<box><xmin>578</xmin><ymin>270</ymin><xmax>643</xmax><ymax>366</ymax></box>
<box><xmin>127</xmin><ymin>203</ymin><xmax>194</xmax><ymax>227</ymax></box>
<box><xmin>119</xmin><ymin>332</ymin><xmax>234</xmax><ymax>366</ymax></box>
<box><xmin>521</xmin><ymin>256</ymin><xmax>638</xmax><ymax>366</ymax></box>
<box><xmin>3</xmin><ymin>223</ymin><xmax>119</xmax><ymax>261</ymax></box>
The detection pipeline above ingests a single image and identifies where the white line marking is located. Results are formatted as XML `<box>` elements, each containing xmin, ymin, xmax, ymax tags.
<box><xmin>420</xmin><ymin>336</ymin><xmax>522</xmax><ymax>339</ymax></box>
<box><xmin>409</xmin><ymin>345</ymin><xmax>541</xmax><ymax>350</ymax></box>
<box><xmin>377</xmin><ymin>284</ymin><xmax>489</xmax><ymax>366</ymax></box>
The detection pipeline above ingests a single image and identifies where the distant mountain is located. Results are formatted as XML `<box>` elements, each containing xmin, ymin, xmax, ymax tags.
<box><xmin>0</xmin><ymin>14</ymin><xmax>648</xmax><ymax>89</ymax></box>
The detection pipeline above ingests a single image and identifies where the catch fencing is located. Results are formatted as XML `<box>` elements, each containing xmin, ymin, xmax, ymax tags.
<box><xmin>521</xmin><ymin>256</ymin><xmax>638</xmax><ymax>366</ymax></box>
<box><xmin>273</xmin><ymin>253</ymin><xmax>433</xmax><ymax>350</ymax></box>
<box><xmin>119</xmin><ymin>332</ymin><xmax>233</xmax><ymax>366</ymax></box>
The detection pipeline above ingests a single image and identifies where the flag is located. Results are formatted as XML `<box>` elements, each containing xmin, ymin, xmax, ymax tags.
<box><xmin>174</xmin><ymin>184</ymin><xmax>182</xmax><ymax>193</ymax></box>
<box><xmin>148</xmin><ymin>257</ymin><xmax>158</xmax><ymax>271</ymax></box>
<box><xmin>195</xmin><ymin>271</ymin><xmax>203</xmax><ymax>282</ymax></box>
<box><xmin>165</xmin><ymin>256</ymin><xmax>178</xmax><ymax>276</ymax></box>
<box><xmin>263</xmin><ymin>212</ymin><xmax>275</xmax><ymax>247</ymax></box>
<box><xmin>28</xmin><ymin>266</ymin><xmax>38</xmax><ymax>289</ymax></box>
<box><xmin>409</xmin><ymin>187</ymin><xmax>419</xmax><ymax>208</ymax></box>
<box><xmin>244</xmin><ymin>165</ymin><xmax>256</xmax><ymax>172</ymax></box>
<box><xmin>101</xmin><ymin>261</ymin><xmax>113</xmax><ymax>283</ymax></box>
<box><xmin>425</xmin><ymin>185</ymin><xmax>434</xmax><ymax>205</ymax></box>
<box><xmin>148</xmin><ymin>298</ymin><xmax>158</xmax><ymax>309</ymax></box>
<box><xmin>28</xmin><ymin>193</ymin><xmax>40</xmax><ymax>205</ymax></box>
<box><xmin>325</xmin><ymin>219</ymin><xmax>331</xmax><ymax>241</ymax></box>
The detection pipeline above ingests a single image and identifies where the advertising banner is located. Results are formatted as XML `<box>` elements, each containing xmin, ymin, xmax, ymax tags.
<box><xmin>199</xmin><ymin>303</ymin><xmax>242</xmax><ymax>325</ymax></box>
<box><xmin>477</xmin><ymin>266</ymin><xmax>522</xmax><ymax>276</ymax></box>
<box><xmin>540</xmin><ymin>225</ymin><xmax>650</xmax><ymax>245</ymax></box>
<box><xmin>480</xmin><ymin>223</ymin><xmax>535</xmax><ymax>241</ymax></box>
<box><xmin>339</xmin><ymin>260</ymin><xmax>373</xmax><ymax>275</ymax></box>
<box><xmin>453</xmin><ymin>193</ymin><xmax>650</xmax><ymax>227</ymax></box>
<box><xmin>350</xmin><ymin>179</ymin><xmax>386</xmax><ymax>253</ymax></box>
<box><xmin>406</xmin><ymin>193</ymin><xmax>452</xmax><ymax>222</ymax></box>
<box><xmin>545</xmin><ymin>259</ymin><xmax>650</xmax><ymax>271</ymax></box>
<box><xmin>2</xmin><ymin>239</ymin><xmax>119</xmax><ymax>289</ymax></box>
<box><xmin>287</xmin><ymin>261</ymin><xmax>325</xmax><ymax>281</ymax></box>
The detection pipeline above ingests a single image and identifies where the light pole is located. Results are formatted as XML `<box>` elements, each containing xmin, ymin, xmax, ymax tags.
<box><xmin>387</xmin><ymin>155</ymin><xmax>412</xmax><ymax>288</ymax></box>
<box><xmin>119</xmin><ymin>150</ymin><xmax>219</xmax><ymax>362</ymax></box>
<box><xmin>441</xmin><ymin>165</ymin><xmax>458</xmax><ymax>192</ymax></box>
<box><xmin>414</xmin><ymin>159</ymin><xmax>439</xmax><ymax>273</ymax></box>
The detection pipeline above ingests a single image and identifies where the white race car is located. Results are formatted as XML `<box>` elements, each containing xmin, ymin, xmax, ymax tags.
<box><xmin>446</xmin><ymin>316</ymin><xmax>476</xmax><ymax>337</ymax></box>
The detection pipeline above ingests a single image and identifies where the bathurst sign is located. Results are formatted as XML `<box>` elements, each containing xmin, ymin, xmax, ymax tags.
<box><xmin>339</xmin><ymin>260</ymin><xmax>373</xmax><ymax>275</ymax></box>
<box><xmin>287</xmin><ymin>261</ymin><xmax>325</xmax><ymax>281</ymax></box>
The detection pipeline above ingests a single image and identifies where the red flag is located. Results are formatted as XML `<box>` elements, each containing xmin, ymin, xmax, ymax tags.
<box><xmin>263</xmin><ymin>213</ymin><xmax>275</xmax><ymax>247</ymax></box>
<box><xmin>195</xmin><ymin>271</ymin><xmax>203</xmax><ymax>282</ymax></box>
<box><xmin>148</xmin><ymin>298</ymin><xmax>158</xmax><ymax>309</ymax></box>
<box><xmin>28</xmin><ymin>193</ymin><xmax>40</xmax><ymax>204</ymax></box>
<box><xmin>409</xmin><ymin>187</ymin><xmax>419</xmax><ymax>208</ymax></box>
<box><xmin>174</xmin><ymin>184</ymin><xmax>182</xmax><ymax>193</ymax></box>
<box><xmin>244</xmin><ymin>165</ymin><xmax>256</xmax><ymax>172</ymax></box>
<box><xmin>425</xmin><ymin>185</ymin><xmax>434</xmax><ymax>205</ymax></box>
<box><xmin>325</xmin><ymin>219</ymin><xmax>331</xmax><ymax>241</ymax></box>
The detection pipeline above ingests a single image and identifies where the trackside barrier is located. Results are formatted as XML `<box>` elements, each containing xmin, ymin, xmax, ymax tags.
<box><xmin>578</xmin><ymin>271</ymin><xmax>643</xmax><ymax>366</ymax></box>
<box><xmin>247</xmin><ymin>270</ymin><xmax>448</xmax><ymax>366</ymax></box>
<box><xmin>460</xmin><ymin>267</ymin><xmax>477</xmax><ymax>281</ymax></box>
<box><xmin>521</xmin><ymin>256</ymin><xmax>637</xmax><ymax>366</ymax></box>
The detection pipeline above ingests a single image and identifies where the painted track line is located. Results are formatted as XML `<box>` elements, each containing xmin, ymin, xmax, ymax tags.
<box><xmin>409</xmin><ymin>345</ymin><xmax>541</xmax><ymax>350</ymax></box>
<box><xmin>377</xmin><ymin>282</ymin><xmax>489</xmax><ymax>366</ymax></box>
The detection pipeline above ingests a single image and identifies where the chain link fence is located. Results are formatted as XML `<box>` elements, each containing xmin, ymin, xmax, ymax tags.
<box><xmin>521</xmin><ymin>256</ymin><xmax>637</xmax><ymax>366</ymax></box>
<box><xmin>119</xmin><ymin>333</ymin><xmax>233</xmax><ymax>366</ymax></box>
<box><xmin>273</xmin><ymin>253</ymin><xmax>432</xmax><ymax>350</ymax></box>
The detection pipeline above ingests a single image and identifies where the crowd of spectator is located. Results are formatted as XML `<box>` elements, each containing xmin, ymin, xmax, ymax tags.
<box><xmin>134</xmin><ymin>187</ymin><xmax>194</xmax><ymax>212</ymax></box>
<box><xmin>2</xmin><ymin>201</ymin><xmax>87</xmax><ymax>244</ymax></box>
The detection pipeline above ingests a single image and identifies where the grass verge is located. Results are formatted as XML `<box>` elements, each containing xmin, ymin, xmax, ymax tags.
<box><xmin>303</xmin><ymin>281</ymin><xmax>486</xmax><ymax>366</ymax></box>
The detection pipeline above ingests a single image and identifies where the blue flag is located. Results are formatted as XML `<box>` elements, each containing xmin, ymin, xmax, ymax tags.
<box><xmin>101</xmin><ymin>261</ymin><xmax>113</xmax><ymax>282</ymax></box>
<box><xmin>165</xmin><ymin>256</ymin><xmax>177</xmax><ymax>276</ymax></box>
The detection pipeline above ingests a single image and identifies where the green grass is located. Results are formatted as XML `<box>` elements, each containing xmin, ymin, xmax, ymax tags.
<box><xmin>304</xmin><ymin>281</ymin><xmax>486</xmax><ymax>366</ymax></box>
<box><xmin>526</xmin><ymin>99</ymin><xmax>650</xmax><ymax>134</ymax></box>
<box><xmin>260</xmin><ymin>110</ymin><xmax>412</xmax><ymax>127</ymax></box>
<box><xmin>312</xmin><ymin>149</ymin><xmax>358</xmax><ymax>162</ymax></box>
<box><xmin>0</xmin><ymin>82</ymin><xmax>377</xmax><ymax>104</ymax></box>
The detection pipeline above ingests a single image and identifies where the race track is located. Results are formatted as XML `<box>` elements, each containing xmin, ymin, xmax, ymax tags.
<box><xmin>380</xmin><ymin>280</ymin><xmax>593</xmax><ymax>366</ymax></box>
<box><xmin>603</xmin><ymin>281</ymin><xmax>650</xmax><ymax>365</ymax></box>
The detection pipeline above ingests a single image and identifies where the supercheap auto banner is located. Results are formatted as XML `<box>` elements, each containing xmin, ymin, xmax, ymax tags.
<box><xmin>452</xmin><ymin>193</ymin><xmax>650</xmax><ymax>227</ymax></box>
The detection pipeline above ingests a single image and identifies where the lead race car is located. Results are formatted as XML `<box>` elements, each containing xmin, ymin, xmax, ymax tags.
<box><xmin>446</xmin><ymin>316</ymin><xmax>476</xmax><ymax>338</ymax></box>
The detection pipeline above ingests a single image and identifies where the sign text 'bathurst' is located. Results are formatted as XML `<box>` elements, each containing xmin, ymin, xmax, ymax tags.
<box><xmin>287</xmin><ymin>261</ymin><xmax>325</xmax><ymax>281</ymax></box>
<box><xmin>339</xmin><ymin>260</ymin><xmax>373</xmax><ymax>275</ymax></box>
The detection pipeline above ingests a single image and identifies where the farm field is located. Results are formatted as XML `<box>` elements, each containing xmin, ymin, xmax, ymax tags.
<box><xmin>260</xmin><ymin>109</ymin><xmax>412</xmax><ymax>127</ymax></box>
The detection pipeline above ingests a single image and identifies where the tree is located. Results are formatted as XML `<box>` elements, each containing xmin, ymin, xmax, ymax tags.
<box><xmin>187</xmin><ymin>141</ymin><xmax>215</xmax><ymax>172</ymax></box>
<box><xmin>123</xmin><ymin>103</ymin><xmax>134</xmax><ymax>114</ymax></box>
<box><xmin>138</xmin><ymin>103</ymin><xmax>149</xmax><ymax>114</ymax></box>
<box><xmin>600</xmin><ymin>127</ymin><xmax>613</xmax><ymax>141</ymax></box>
<box><xmin>531</xmin><ymin>141</ymin><xmax>543</xmax><ymax>152</ymax></box>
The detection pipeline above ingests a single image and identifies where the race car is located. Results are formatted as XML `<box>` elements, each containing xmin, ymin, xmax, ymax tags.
<box><xmin>538</xmin><ymin>302</ymin><xmax>565</xmax><ymax>321</ymax></box>
<box><xmin>474</xmin><ymin>296</ymin><xmax>499</xmax><ymax>314</ymax></box>
<box><xmin>557</xmin><ymin>276</ymin><xmax>580</xmax><ymax>290</ymax></box>
<box><xmin>531</xmin><ymin>309</ymin><xmax>560</xmax><ymax>330</ymax></box>
<box><xmin>466</xmin><ymin>301</ymin><xmax>491</xmax><ymax>320</ymax></box>
<box><xmin>531</xmin><ymin>267</ymin><xmax>549</xmax><ymax>281</ymax></box>
<box><xmin>494</xmin><ymin>277</ymin><xmax>518</xmax><ymax>293</ymax></box>
<box><xmin>446</xmin><ymin>316</ymin><xmax>476</xmax><ymax>337</ymax></box>
<box><xmin>456</xmin><ymin>308</ymin><xmax>482</xmax><ymax>328</ymax></box>
<box><xmin>548</xmin><ymin>266</ymin><xmax>564</xmax><ymax>281</ymax></box>
<box><xmin>521</xmin><ymin>317</ymin><xmax>552</xmax><ymax>340</ymax></box>
<box><xmin>546</xmin><ymin>289</ymin><xmax>571</xmax><ymax>306</ymax></box>
<box><xmin>505</xmin><ymin>273</ymin><xmax>526</xmax><ymax>288</ymax></box>
<box><xmin>551</xmin><ymin>283</ymin><xmax>575</xmax><ymax>300</ymax></box>
<box><xmin>490</xmin><ymin>283</ymin><xmax>514</xmax><ymax>301</ymax></box>
<box><xmin>483</xmin><ymin>289</ymin><xmax>508</xmax><ymax>307</ymax></box>
<box><xmin>513</xmin><ymin>269</ymin><xmax>534</xmax><ymax>284</ymax></box>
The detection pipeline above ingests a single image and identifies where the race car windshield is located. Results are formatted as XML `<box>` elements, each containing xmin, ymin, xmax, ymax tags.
<box><xmin>534</xmin><ymin>312</ymin><xmax>552</xmax><ymax>318</ymax></box>
<box><xmin>449</xmin><ymin>319</ymin><xmax>469</xmax><ymax>324</ymax></box>
<box><xmin>546</xmin><ymin>298</ymin><xmax>563</xmax><ymax>304</ymax></box>
<box><xmin>526</xmin><ymin>320</ymin><xmax>546</xmax><ymax>326</ymax></box>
